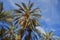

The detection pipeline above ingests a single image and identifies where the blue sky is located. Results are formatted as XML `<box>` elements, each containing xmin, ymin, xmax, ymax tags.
<box><xmin>0</xmin><ymin>0</ymin><xmax>60</xmax><ymax>37</ymax></box>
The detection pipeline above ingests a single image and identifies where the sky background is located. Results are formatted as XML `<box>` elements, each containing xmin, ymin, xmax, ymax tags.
<box><xmin>0</xmin><ymin>0</ymin><xmax>60</xmax><ymax>37</ymax></box>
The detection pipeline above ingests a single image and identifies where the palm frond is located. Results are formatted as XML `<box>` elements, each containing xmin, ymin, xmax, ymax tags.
<box><xmin>32</xmin><ymin>19</ymin><xmax>39</xmax><ymax>26</ymax></box>
<box><xmin>49</xmin><ymin>31</ymin><xmax>54</xmax><ymax>37</ymax></box>
<box><xmin>15</xmin><ymin>3</ymin><xmax>21</xmax><ymax>7</ymax></box>
<box><xmin>29</xmin><ymin>3</ymin><xmax>34</xmax><ymax>10</ymax></box>
<box><xmin>14</xmin><ymin>20</ymin><xmax>19</xmax><ymax>25</ymax></box>
<box><xmin>0</xmin><ymin>11</ymin><xmax>13</xmax><ymax>22</ymax></box>
<box><xmin>22</xmin><ymin>2</ymin><xmax>27</xmax><ymax>10</ymax></box>
<box><xmin>30</xmin><ymin>8</ymin><xmax>40</xmax><ymax>13</ymax></box>
<box><xmin>3</xmin><ymin>11</ymin><xmax>11</xmax><ymax>15</ymax></box>
<box><xmin>0</xmin><ymin>2</ymin><xmax>3</xmax><ymax>13</ymax></box>
<box><xmin>13</xmin><ymin>17</ymin><xmax>20</xmax><ymax>21</ymax></box>
<box><xmin>32</xmin><ymin>14</ymin><xmax>41</xmax><ymax>18</ymax></box>
<box><xmin>28</xmin><ymin>0</ymin><xmax>31</xmax><ymax>7</ymax></box>
<box><xmin>0</xmin><ymin>27</ymin><xmax>7</xmax><ymax>37</ymax></box>
<box><xmin>15</xmin><ymin>3</ymin><xmax>25</xmax><ymax>12</ymax></box>
<box><xmin>3</xmin><ymin>11</ymin><xmax>12</xmax><ymax>18</ymax></box>
<box><xmin>14</xmin><ymin>10</ymin><xmax>23</xmax><ymax>13</ymax></box>
<box><xmin>0</xmin><ymin>12</ymin><xmax>6</xmax><ymax>19</ymax></box>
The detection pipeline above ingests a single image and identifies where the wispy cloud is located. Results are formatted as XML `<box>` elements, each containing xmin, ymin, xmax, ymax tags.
<box><xmin>36</xmin><ymin>26</ymin><xmax>46</xmax><ymax>34</ymax></box>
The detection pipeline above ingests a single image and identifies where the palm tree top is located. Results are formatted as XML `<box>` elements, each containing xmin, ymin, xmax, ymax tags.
<box><xmin>13</xmin><ymin>1</ymin><xmax>42</xmax><ymax>28</ymax></box>
<box><xmin>0</xmin><ymin>2</ymin><xmax>14</xmax><ymax>22</ymax></box>
<box><xmin>13</xmin><ymin>1</ymin><xmax>42</xmax><ymax>40</ymax></box>
<box><xmin>14</xmin><ymin>1</ymin><xmax>41</xmax><ymax>19</ymax></box>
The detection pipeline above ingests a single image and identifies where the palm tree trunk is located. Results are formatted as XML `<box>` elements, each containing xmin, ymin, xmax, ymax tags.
<box><xmin>19</xmin><ymin>29</ymin><xmax>24</xmax><ymax>40</ymax></box>
<box><xmin>27</xmin><ymin>28</ymin><xmax>32</xmax><ymax>40</ymax></box>
<box><xmin>25</xmin><ymin>29</ymin><xmax>32</xmax><ymax>40</ymax></box>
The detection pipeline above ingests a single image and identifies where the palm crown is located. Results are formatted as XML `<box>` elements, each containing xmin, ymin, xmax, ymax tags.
<box><xmin>13</xmin><ymin>1</ymin><xmax>42</xmax><ymax>40</ymax></box>
<box><xmin>0</xmin><ymin>2</ymin><xmax>13</xmax><ymax>22</ymax></box>
<box><xmin>0</xmin><ymin>2</ymin><xmax>15</xmax><ymax>40</ymax></box>
<box><xmin>0</xmin><ymin>2</ymin><xmax>6</xmax><ymax>20</ymax></box>
<box><xmin>14</xmin><ymin>1</ymin><xmax>41</xmax><ymax>29</ymax></box>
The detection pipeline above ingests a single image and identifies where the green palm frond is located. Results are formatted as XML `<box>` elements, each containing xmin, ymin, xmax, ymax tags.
<box><xmin>0</xmin><ymin>11</ymin><xmax>13</xmax><ymax>22</ymax></box>
<box><xmin>22</xmin><ymin>2</ymin><xmax>27</xmax><ymax>10</ymax></box>
<box><xmin>13</xmin><ymin>17</ymin><xmax>20</xmax><ymax>21</ymax></box>
<box><xmin>0</xmin><ymin>27</ymin><xmax>7</xmax><ymax>38</ymax></box>
<box><xmin>15</xmin><ymin>3</ymin><xmax>21</xmax><ymax>7</ymax></box>
<box><xmin>28</xmin><ymin>0</ymin><xmax>30</xmax><ymax>8</ymax></box>
<box><xmin>15</xmin><ymin>3</ymin><xmax>25</xmax><ymax>12</ymax></box>
<box><xmin>0</xmin><ymin>13</ymin><xmax>5</xmax><ymax>18</ymax></box>
<box><xmin>14</xmin><ymin>9</ymin><xmax>23</xmax><ymax>13</ymax></box>
<box><xmin>49</xmin><ymin>31</ymin><xmax>54</xmax><ymax>37</ymax></box>
<box><xmin>32</xmin><ymin>19</ymin><xmax>39</xmax><ymax>26</ymax></box>
<box><xmin>0</xmin><ymin>12</ymin><xmax>7</xmax><ymax>20</ymax></box>
<box><xmin>32</xmin><ymin>14</ymin><xmax>41</xmax><ymax>18</ymax></box>
<box><xmin>30</xmin><ymin>8</ymin><xmax>40</xmax><ymax>13</ymax></box>
<box><xmin>29</xmin><ymin>3</ymin><xmax>34</xmax><ymax>10</ymax></box>
<box><xmin>28</xmin><ymin>1</ymin><xmax>34</xmax><ymax>10</ymax></box>
<box><xmin>0</xmin><ymin>2</ymin><xmax>13</xmax><ymax>22</ymax></box>
<box><xmin>0</xmin><ymin>2</ymin><xmax>3</xmax><ymax>13</ymax></box>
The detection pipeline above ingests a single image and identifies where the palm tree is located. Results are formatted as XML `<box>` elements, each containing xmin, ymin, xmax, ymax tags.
<box><xmin>0</xmin><ymin>23</ymin><xmax>17</xmax><ymax>40</ymax></box>
<box><xmin>0</xmin><ymin>2</ymin><xmax>13</xmax><ymax>22</ymax></box>
<box><xmin>14</xmin><ymin>1</ymin><xmax>41</xmax><ymax>40</ymax></box>
<box><xmin>0</xmin><ymin>2</ymin><xmax>6</xmax><ymax>21</ymax></box>
<box><xmin>0</xmin><ymin>2</ymin><xmax>15</xmax><ymax>40</ymax></box>
<box><xmin>41</xmin><ymin>31</ymin><xmax>54</xmax><ymax>40</ymax></box>
<box><xmin>0</xmin><ymin>26</ymin><xmax>7</xmax><ymax>40</ymax></box>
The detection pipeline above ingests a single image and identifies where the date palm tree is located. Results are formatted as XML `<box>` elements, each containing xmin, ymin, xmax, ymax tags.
<box><xmin>0</xmin><ymin>2</ymin><xmax>15</xmax><ymax>40</ymax></box>
<box><xmin>41</xmin><ymin>31</ymin><xmax>54</xmax><ymax>40</ymax></box>
<box><xmin>14</xmin><ymin>1</ymin><xmax>41</xmax><ymax>40</ymax></box>
<box><xmin>0</xmin><ymin>22</ymin><xmax>17</xmax><ymax>40</ymax></box>
<box><xmin>0</xmin><ymin>2</ymin><xmax>13</xmax><ymax>22</ymax></box>
<box><xmin>0</xmin><ymin>2</ymin><xmax>6</xmax><ymax>21</ymax></box>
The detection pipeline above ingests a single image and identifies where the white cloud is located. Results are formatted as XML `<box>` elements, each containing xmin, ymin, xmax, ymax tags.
<box><xmin>36</xmin><ymin>26</ymin><xmax>46</xmax><ymax>34</ymax></box>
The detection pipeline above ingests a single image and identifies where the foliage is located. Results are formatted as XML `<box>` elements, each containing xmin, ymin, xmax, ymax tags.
<box><xmin>13</xmin><ymin>1</ymin><xmax>42</xmax><ymax>40</ymax></box>
<box><xmin>0</xmin><ymin>1</ymin><xmax>60</xmax><ymax>40</ymax></box>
